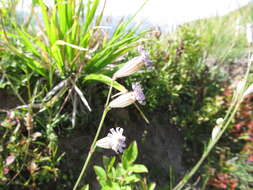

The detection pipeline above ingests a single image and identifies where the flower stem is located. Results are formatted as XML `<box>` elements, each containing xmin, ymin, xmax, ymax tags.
<box><xmin>73</xmin><ymin>106</ymin><xmax>110</xmax><ymax>190</ymax></box>
<box><xmin>105</xmin><ymin>80</ymin><xmax>114</xmax><ymax>106</ymax></box>
<box><xmin>73</xmin><ymin>82</ymin><xmax>114</xmax><ymax>190</ymax></box>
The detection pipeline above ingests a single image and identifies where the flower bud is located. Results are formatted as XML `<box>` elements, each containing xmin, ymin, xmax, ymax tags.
<box><xmin>109</xmin><ymin>92</ymin><xmax>136</xmax><ymax>108</ymax></box>
<box><xmin>109</xmin><ymin>82</ymin><xmax>146</xmax><ymax>108</ymax></box>
<box><xmin>212</xmin><ymin>125</ymin><xmax>221</xmax><ymax>140</ymax></box>
<box><xmin>113</xmin><ymin>56</ymin><xmax>147</xmax><ymax>79</ymax></box>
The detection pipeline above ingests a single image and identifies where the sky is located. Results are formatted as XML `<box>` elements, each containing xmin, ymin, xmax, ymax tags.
<box><xmin>102</xmin><ymin>0</ymin><xmax>252</xmax><ymax>27</ymax></box>
<box><xmin>16</xmin><ymin>0</ymin><xmax>252</xmax><ymax>28</ymax></box>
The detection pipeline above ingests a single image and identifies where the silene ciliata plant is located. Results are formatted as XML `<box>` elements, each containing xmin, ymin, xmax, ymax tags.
<box><xmin>73</xmin><ymin>45</ymin><xmax>154</xmax><ymax>189</ymax></box>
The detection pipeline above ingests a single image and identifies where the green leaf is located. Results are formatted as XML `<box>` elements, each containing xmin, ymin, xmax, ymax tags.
<box><xmin>115</xmin><ymin>163</ymin><xmax>126</xmax><ymax>177</ymax></box>
<box><xmin>111</xmin><ymin>167</ymin><xmax>116</xmax><ymax>179</ymax></box>
<box><xmin>110</xmin><ymin>183</ymin><xmax>121</xmax><ymax>190</ymax></box>
<box><xmin>128</xmin><ymin>164</ymin><xmax>148</xmax><ymax>173</ymax></box>
<box><xmin>103</xmin><ymin>156</ymin><xmax>116</xmax><ymax>172</ymax></box>
<box><xmin>82</xmin><ymin>0</ymin><xmax>100</xmax><ymax>35</ymax></box>
<box><xmin>124</xmin><ymin>174</ymin><xmax>141</xmax><ymax>184</ymax></box>
<box><xmin>80</xmin><ymin>184</ymin><xmax>89</xmax><ymax>190</ymax></box>
<box><xmin>108</xmin><ymin>157</ymin><xmax>116</xmax><ymax>172</ymax></box>
<box><xmin>102</xmin><ymin>156</ymin><xmax>110</xmax><ymax>170</ymax></box>
<box><xmin>122</xmin><ymin>141</ymin><xmax>138</xmax><ymax>169</ymax></box>
<box><xmin>83</xmin><ymin>74</ymin><xmax>127</xmax><ymax>92</ymax></box>
<box><xmin>148</xmin><ymin>183</ymin><xmax>156</xmax><ymax>190</ymax></box>
<box><xmin>38</xmin><ymin>0</ymin><xmax>50</xmax><ymax>40</ymax></box>
<box><xmin>94</xmin><ymin>165</ymin><xmax>107</xmax><ymax>181</ymax></box>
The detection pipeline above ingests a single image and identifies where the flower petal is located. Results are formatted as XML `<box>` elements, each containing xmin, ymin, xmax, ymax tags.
<box><xmin>96</xmin><ymin>137</ymin><xmax>112</xmax><ymax>149</ymax></box>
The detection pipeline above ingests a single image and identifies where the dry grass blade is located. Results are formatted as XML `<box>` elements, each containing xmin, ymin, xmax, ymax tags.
<box><xmin>72</xmin><ymin>92</ymin><xmax>78</xmax><ymax>128</ymax></box>
<box><xmin>74</xmin><ymin>85</ymin><xmax>92</xmax><ymax>111</ymax></box>
<box><xmin>55</xmin><ymin>40</ymin><xmax>89</xmax><ymax>51</ymax></box>
<box><xmin>44</xmin><ymin>79</ymin><xmax>68</xmax><ymax>102</ymax></box>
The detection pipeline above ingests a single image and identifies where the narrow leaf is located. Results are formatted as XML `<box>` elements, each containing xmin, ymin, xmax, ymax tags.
<box><xmin>83</xmin><ymin>74</ymin><xmax>127</xmax><ymax>92</ymax></box>
<box><xmin>80</xmin><ymin>184</ymin><xmax>89</xmax><ymax>190</ymax></box>
<box><xmin>125</xmin><ymin>174</ymin><xmax>141</xmax><ymax>184</ymax></box>
<box><xmin>128</xmin><ymin>164</ymin><xmax>148</xmax><ymax>173</ymax></box>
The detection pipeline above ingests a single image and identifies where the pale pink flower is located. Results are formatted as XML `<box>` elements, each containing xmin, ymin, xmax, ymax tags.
<box><xmin>113</xmin><ymin>47</ymin><xmax>151</xmax><ymax>79</ymax></box>
<box><xmin>96</xmin><ymin>128</ymin><xmax>126</xmax><ymax>154</ymax></box>
<box><xmin>5</xmin><ymin>155</ymin><xmax>15</xmax><ymax>166</ymax></box>
<box><xmin>109</xmin><ymin>82</ymin><xmax>146</xmax><ymax>108</ymax></box>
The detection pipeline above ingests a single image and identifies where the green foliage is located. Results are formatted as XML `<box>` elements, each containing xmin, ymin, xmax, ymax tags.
<box><xmin>94</xmin><ymin>141</ymin><xmax>155</xmax><ymax>190</ymax></box>
<box><xmin>128</xmin><ymin>25</ymin><xmax>226</xmax><ymax>147</ymax></box>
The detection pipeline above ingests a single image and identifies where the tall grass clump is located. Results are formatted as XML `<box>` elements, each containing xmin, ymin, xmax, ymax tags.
<box><xmin>1</xmin><ymin>0</ymin><xmax>146</xmax><ymax>114</ymax></box>
<box><xmin>0</xmin><ymin>0</ymin><xmax>155</xmax><ymax>188</ymax></box>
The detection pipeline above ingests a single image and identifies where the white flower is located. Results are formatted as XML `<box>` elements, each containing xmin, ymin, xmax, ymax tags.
<box><xmin>132</xmin><ymin>82</ymin><xmax>146</xmax><ymax>105</ymax></box>
<box><xmin>112</xmin><ymin>46</ymin><xmax>151</xmax><ymax>80</ymax></box>
<box><xmin>109</xmin><ymin>82</ymin><xmax>146</xmax><ymax>108</ymax></box>
<box><xmin>96</xmin><ymin>128</ymin><xmax>126</xmax><ymax>154</ymax></box>
<box><xmin>113</xmin><ymin>56</ymin><xmax>147</xmax><ymax>79</ymax></box>
<box><xmin>31</xmin><ymin>132</ymin><xmax>42</xmax><ymax>141</ymax></box>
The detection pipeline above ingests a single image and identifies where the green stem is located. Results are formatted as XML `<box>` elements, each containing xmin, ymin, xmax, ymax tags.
<box><xmin>73</xmin><ymin>106</ymin><xmax>110</xmax><ymax>190</ymax></box>
<box><xmin>73</xmin><ymin>82</ymin><xmax>114</xmax><ymax>190</ymax></box>
<box><xmin>105</xmin><ymin>80</ymin><xmax>114</xmax><ymax>106</ymax></box>
<box><xmin>134</xmin><ymin>103</ymin><xmax>149</xmax><ymax>124</ymax></box>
